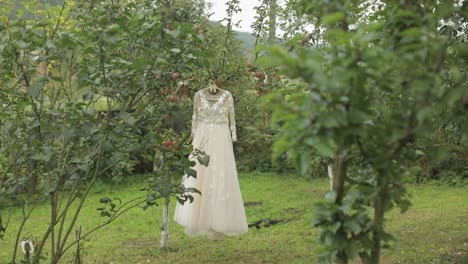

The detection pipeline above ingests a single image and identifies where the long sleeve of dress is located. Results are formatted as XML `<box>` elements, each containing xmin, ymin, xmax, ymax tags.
<box><xmin>191</xmin><ymin>92</ymin><xmax>200</xmax><ymax>138</ymax></box>
<box><xmin>227</xmin><ymin>93</ymin><xmax>237</xmax><ymax>142</ymax></box>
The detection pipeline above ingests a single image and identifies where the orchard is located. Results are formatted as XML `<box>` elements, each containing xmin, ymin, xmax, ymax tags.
<box><xmin>0</xmin><ymin>0</ymin><xmax>466</xmax><ymax>264</ymax></box>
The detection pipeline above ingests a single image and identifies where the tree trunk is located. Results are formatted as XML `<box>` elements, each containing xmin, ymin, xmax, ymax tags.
<box><xmin>332</xmin><ymin>153</ymin><xmax>348</xmax><ymax>264</ymax></box>
<box><xmin>268</xmin><ymin>0</ymin><xmax>277</xmax><ymax>44</ymax></box>
<box><xmin>29</xmin><ymin>169</ymin><xmax>39</xmax><ymax>194</ymax></box>
<box><xmin>160</xmin><ymin>196</ymin><xmax>170</xmax><ymax>250</ymax></box>
<box><xmin>369</xmin><ymin>184</ymin><xmax>389</xmax><ymax>263</ymax></box>
<box><xmin>332</xmin><ymin>153</ymin><xmax>347</xmax><ymax>205</ymax></box>
<box><xmin>74</xmin><ymin>227</ymin><xmax>82</xmax><ymax>264</ymax></box>
<box><xmin>327</xmin><ymin>165</ymin><xmax>333</xmax><ymax>191</ymax></box>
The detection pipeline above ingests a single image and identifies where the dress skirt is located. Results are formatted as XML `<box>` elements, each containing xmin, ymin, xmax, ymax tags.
<box><xmin>173</xmin><ymin>121</ymin><xmax>248</xmax><ymax>237</ymax></box>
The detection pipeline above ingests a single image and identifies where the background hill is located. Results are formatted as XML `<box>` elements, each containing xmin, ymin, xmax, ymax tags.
<box><xmin>235</xmin><ymin>30</ymin><xmax>256</xmax><ymax>54</ymax></box>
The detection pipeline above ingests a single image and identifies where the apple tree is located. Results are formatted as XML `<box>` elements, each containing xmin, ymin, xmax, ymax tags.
<box><xmin>260</xmin><ymin>0</ymin><xmax>467</xmax><ymax>263</ymax></box>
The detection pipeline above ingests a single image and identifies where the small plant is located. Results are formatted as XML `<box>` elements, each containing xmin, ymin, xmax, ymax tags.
<box><xmin>141</xmin><ymin>131</ymin><xmax>209</xmax><ymax>250</ymax></box>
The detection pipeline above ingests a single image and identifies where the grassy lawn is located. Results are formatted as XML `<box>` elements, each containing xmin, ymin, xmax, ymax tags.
<box><xmin>0</xmin><ymin>172</ymin><xmax>467</xmax><ymax>263</ymax></box>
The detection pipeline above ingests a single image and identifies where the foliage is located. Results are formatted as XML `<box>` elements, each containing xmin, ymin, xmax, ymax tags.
<box><xmin>257</xmin><ymin>0</ymin><xmax>467</xmax><ymax>263</ymax></box>
<box><xmin>0</xmin><ymin>0</ymin><xmax>215</xmax><ymax>262</ymax></box>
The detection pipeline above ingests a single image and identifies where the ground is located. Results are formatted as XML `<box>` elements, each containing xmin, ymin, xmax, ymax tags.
<box><xmin>0</xmin><ymin>172</ymin><xmax>467</xmax><ymax>263</ymax></box>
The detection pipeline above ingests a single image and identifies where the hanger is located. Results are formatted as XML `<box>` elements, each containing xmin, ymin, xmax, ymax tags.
<box><xmin>207</xmin><ymin>81</ymin><xmax>219</xmax><ymax>95</ymax></box>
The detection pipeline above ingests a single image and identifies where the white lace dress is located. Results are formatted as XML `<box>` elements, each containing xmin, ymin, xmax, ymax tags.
<box><xmin>174</xmin><ymin>89</ymin><xmax>248</xmax><ymax>237</ymax></box>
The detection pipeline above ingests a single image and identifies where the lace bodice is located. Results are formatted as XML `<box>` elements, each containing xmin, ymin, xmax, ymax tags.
<box><xmin>191</xmin><ymin>89</ymin><xmax>237</xmax><ymax>141</ymax></box>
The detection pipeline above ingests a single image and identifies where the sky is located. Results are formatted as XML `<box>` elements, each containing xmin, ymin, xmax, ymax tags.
<box><xmin>205</xmin><ymin>0</ymin><xmax>262</xmax><ymax>33</ymax></box>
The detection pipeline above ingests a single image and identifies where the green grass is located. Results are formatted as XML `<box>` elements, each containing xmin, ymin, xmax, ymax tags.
<box><xmin>1</xmin><ymin>173</ymin><xmax>467</xmax><ymax>264</ymax></box>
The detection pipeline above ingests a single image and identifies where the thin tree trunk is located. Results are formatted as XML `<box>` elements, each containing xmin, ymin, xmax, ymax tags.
<box><xmin>369</xmin><ymin>184</ymin><xmax>389</xmax><ymax>263</ymax></box>
<box><xmin>51</xmin><ymin>193</ymin><xmax>57</xmax><ymax>264</ymax></box>
<box><xmin>160</xmin><ymin>196</ymin><xmax>170</xmax><ymax>250</ymax></box>
<box><xmin>268</xmin><ymin>0</ymin><xmax>277</xmax><ymax>44</ymax></box>
<box><xmin>74</xmin><ymin>226</ymin><xmax>82</xmax><ymax>264</ymax></box>
<box><xmin>327</xmin><ymin>165</ymin><xmax>333</xmax><ymax>191</ymax></box>
<box><xmin>332</xmin><ymin>153</ymin><xmax>348</xmax><ymax>264</ymax></box>
<box><xmin>332</xmin><ymin>153</ymin><xmax>347</xmax><ymax>205</ymax></box>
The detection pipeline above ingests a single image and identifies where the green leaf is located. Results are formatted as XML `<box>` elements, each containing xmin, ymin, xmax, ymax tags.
<box><xmin>15</xmin><ymin>40</ymin><xmax>28</xmax><ymax>50</ymax></box>
<box><xmin>397</xmin><ymin>198</ymin><xmax>411</xmax><ymax>213</ymax></box>
<box><xmin>273</xmin><ymin>137</ymin><xmax>293</xmax><ymax>159</ymax></box>
<box><xmin>415</xmin><ymin>149</ymin><xmax>425</xmax><ymax>157</ymax></box>
<box><xmin>59</xmin><ymin>33</ymin><xmax>77</xmax><ymax>47</ymax></box>
<box><xmin>197</xmin><ymin>154</ymin><xmax>210</xmax><ymax>166</ymax></box>
<box><xmin>177</xmin><ymin>197</ymin><xmax>186</xmax><ymax>205</ymax></box>
<box><xmin>343</xmin><ymin>220</ymin><xmax>362</xmax><ymax>234</ymax></box>
<box><xmin>121</xmin><ymin>113</ymin><xmax>137</xmax><ymax>125</ymax></box>
<box><xmin>314</xmin><ymin>139</ymin><xmax>336</xmax><ymax>158</ymax></box>
<box><xmin>100</xmin><ymin>211</ymin><xmax>112</xmax><ymax>217</ymax></box>
<box><xmin>401</xmin><ymin>27</ymin><xmax>422</xmax><ymax>37</ymax></box>
<box><xmin>348</xmin><ymin>110</ymin><xmax>370</xmax><ymax>124</ymax></box>
<box><xmin>30</xmin><ymin>146</ymin><xmax>53</xmax><ymax>162</ymax></box>
<box><xmin>62</xmin><ymin>127</ymin><xmax>76</xmax><ymax>139</ymax></box>
<box><xmin>186</xmin><ymin>187</ymin><xmax>201</xmax><ymax>195</ymax></box>
<box><xmin>159</xmin><ymin>187</ymin><xmax>171</xmax><ymax>197</ymax></box>
<box><xmin>269</xmin><ymin>45</ymin><xmax>297</xmax><ymax>67</ymax></box>
<box><xmin>323</xmin><ymin>12</ymin><xmax>346</xmax><ymax>25</ymax></box>
<box><xmin>345</xmin><ymin>240</ymin><xmax>359</xmax><ymax>258</ymax></box>
<box><xmin>254</xmin><ymin>44</ymin><xmax>266</xmax><ymax>54</ymax></box>
<box><xmin>99</xmin><ymin>197</ymin><xmax>111</xmax><ymax>203</ymax></box>
<box><xmin>453</xmin><ymin>43</ymin><xmax>468</xmax><ymax>59</ymax></box>
<box><xmin>319</xmin><ymin>111</ymin><xmax>347</xmax><ymax>128</ymax></box>
<box><xmin>105</xmin><ymin>24</ymin><xmax>120</xmax><ymax>35</ymax></box>
<box><xmin>329</xmin><ymin>222</ymin><xmax>341</xmax><ymax>234</ymax></box>
<box><xmin>27</xmin><ymin>82</ymin><xmax>42</xmax><ymax>99</ymax></box>
<box><xmin>185</xmin><ymin>168</ymin><xmax>197</xmax><ymax>178</ymax></box>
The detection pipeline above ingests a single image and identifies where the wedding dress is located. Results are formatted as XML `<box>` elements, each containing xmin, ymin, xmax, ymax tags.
<box><xmin>173</xmin><ymin>88</ymin><xmax>248</xmax><ymax>237</ymax></box>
